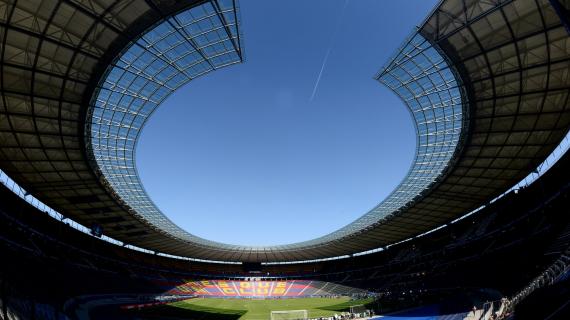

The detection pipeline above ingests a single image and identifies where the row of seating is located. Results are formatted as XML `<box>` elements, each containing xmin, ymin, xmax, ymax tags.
<box><xmin>151</xmin><ymin>279</ymin><xmax>368</xmax><ymax>297</ymax></box>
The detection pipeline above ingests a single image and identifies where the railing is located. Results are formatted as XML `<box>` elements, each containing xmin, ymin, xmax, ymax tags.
<box><xmin>471</xmin><ymin>245</ymin><xmax>570</xmax><ymax>319</ymax></box>
<box><xmin>504</xmin><ymin>246</ymin><xmax>570</xmax><ymax>315</ymax></box>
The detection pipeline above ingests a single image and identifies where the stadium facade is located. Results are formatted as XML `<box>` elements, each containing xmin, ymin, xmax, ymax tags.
<box><xmin>0</xmin><ymin>0</ymin><xmax>569</xmax><ymax>266</ymax></box>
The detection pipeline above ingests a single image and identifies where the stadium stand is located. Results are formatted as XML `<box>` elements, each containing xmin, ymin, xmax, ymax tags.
<box><xmin>0</xmin><ymin>131</ymin><xmax>568</xmax><ymax>318</ymax></box>
<box><xmin>152</xmin><ymin>280</ymin><xmax>366</xmax><ymax>298</ymax></box>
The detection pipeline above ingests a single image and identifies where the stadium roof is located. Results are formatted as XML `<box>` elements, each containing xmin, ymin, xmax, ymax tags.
<box><xmin>0</xmin><ymin>0</ymin><xmax>569</xmax><ymax>262</ymax></box>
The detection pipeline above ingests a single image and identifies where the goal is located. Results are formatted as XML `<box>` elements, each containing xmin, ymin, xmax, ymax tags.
<box><xmin>350</xmin><ymin>304</ymin><xmax>367</xmax><ymax>314</ymax></box>
<box><xmin>270</xmin><ymin>310</ymin><xmax>308</xmax><ymax>320</ymax></box>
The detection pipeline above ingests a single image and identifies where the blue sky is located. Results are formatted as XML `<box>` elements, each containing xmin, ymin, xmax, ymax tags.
<box><xmin>137</xmin><ymin>0</ymin><xmax>438</xmax><ymax>246</ymax></box>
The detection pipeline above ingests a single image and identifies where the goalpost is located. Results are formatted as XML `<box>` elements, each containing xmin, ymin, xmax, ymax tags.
<box><xmin>270</xmin><ymin>310</ymin><xmax>308</xmax><ymax>320</ymax></box>
<box><xmin>350</xmin><ymin>304</ymin><xmax>367</xmax><ymax>314</ymax></box>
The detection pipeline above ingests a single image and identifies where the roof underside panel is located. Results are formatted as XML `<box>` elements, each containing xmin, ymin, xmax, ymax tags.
<box><xmin>339</xmin><ymin>0</ymin><xmax>570</xmax><ymax>252</ymax></box>
<box><xmin>87</xmin><ymin>0</ymin><xmax>244</xmax><ymax>250</ymax></box>
<box><xmin>0</xmin><ymin>0</ymin><xmax>569</xmax><ymax>262</ymax></box>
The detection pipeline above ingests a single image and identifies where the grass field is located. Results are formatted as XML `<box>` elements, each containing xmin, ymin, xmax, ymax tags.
<box><xmin>136</xmin><ymin>297</ymin><xmax>374</xmax><ymax>320</ymax></box>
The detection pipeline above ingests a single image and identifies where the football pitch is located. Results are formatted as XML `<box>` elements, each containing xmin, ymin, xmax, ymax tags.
<box><xmin>137</xmin><ymin>297</ymin><xmax>374</xmax><ymax>320</ymax></box>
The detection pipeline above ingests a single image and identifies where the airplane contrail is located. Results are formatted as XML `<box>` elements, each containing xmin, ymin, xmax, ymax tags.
<box><xmin>309</xmin><ymin>47</ymin><xmax>332</xmax><ymax>102</ymax></box>
<box><xmin>309</xmin><ymin>0</ymin><xmax>350</xmax><ymax>102</ymax></box>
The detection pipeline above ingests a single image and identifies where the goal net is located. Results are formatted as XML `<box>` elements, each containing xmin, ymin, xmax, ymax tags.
<box><xmin>270</xmin><ymin>310</ymin><xmax>308</xmax><ymax>320</ymax></box>
<box><xmin>350</xmin><ymin>304</ymin><xmax>367</xmax><ymax>314</ymax></box>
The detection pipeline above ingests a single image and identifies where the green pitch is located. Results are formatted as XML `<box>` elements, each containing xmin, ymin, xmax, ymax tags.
<box><xmin>137</xmin><ymin>297</ymin><xmax>374</xmax><ymax>320</ymax></box>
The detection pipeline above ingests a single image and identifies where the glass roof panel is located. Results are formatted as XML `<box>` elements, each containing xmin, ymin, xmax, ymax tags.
<box><xmin>86</xmin><ymin>3</ymin><xmax>466</xmax><ymax>252</ymax></box>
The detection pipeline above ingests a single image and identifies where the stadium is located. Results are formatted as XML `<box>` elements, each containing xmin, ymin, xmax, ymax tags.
<box><xmin>0</xmin><ymin>0</ymin><xmax>569</xmax><ymax>319</ymax></box>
